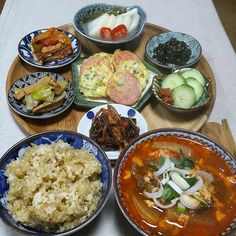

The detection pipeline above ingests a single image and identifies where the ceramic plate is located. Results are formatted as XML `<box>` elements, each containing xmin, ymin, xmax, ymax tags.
<box><xmin>18</xmin><ymin>29</ymin><xmax>81</xmax><ymax>69</ymax></box>
<box><xmin>77</xmin><ymin>104</ymin><xmax>148</xmax><ymax>160</ymax></box>
<box><xmin>73</xmin><ymin>3</ymin><xmax>147</xmax><ymax>45</ymax></box>
<box><xmin>145</xmin><ymin>32</ymin><xmax>202</xmax><ymax>69</ymax></box>
<box><xmin>8</xmin><ymin>72</ymin><xmax>75</xmax><ymax>119</ymax></box>
<box><xmin>72</xmin><ymin>57</ymin><xmax>162</xmax><ymax>111</ymax></box>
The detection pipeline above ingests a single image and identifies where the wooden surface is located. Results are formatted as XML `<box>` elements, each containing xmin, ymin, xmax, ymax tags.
<box><xmin>6</xmin><ymin>23</ymin><xmax>216</xmax><ymax>134</ymax></box>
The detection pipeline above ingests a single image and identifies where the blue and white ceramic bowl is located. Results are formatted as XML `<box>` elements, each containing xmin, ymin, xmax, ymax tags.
<box><xmin>77</xmin><ymin>104</ymin><xmax>148</xmax><ymax>160</ymax></box>
<box><xmin>0</xmin><ymin>130</ymin><xmax>112</xmax><ymax>236</ymax></box>
<box><xmin>8</xmin><ymin>72</ymin><xmax>75</xmax><ymax>119</ymax></box>
<box><xmin>73</xmin><ymin>3</ymin><xmax>147</xmax><ymax>45</ymax></box>
<box><xmin>18</xmin><ymin>29</ymin><xmax>81</xmax><ymax>69</ymax></box>
<box><xmin>145</xmin><ymin>32</ymin><xmax>202</xmax><ymax>69</ymax></box>
<box><xmin>113</xmin><ymin>128</ymin><xmax>236</xmax><ymax>236</ymax></box>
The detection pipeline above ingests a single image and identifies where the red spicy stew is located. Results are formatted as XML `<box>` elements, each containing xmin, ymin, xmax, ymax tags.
<box><xmin>119</xmin><ymin>136</ymin><xmax>236</xmax><ymax>236</ymax></box>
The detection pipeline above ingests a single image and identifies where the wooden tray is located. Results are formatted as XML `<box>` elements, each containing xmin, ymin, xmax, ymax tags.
<box><xmin>6</xmin><ymin>23</ymin><xmax>216</xmax><ymax>134</ymax></box>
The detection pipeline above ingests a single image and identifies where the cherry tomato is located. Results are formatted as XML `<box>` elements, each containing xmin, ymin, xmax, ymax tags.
<box><xmin>111</xmin><ymin>24</ymin><xmax>128</xmax><ymax>40</ymax></box>
<box><xmin>100</xmin><ymin>27</ymin><xmax>112</xmax><ymax>40</ymax></box>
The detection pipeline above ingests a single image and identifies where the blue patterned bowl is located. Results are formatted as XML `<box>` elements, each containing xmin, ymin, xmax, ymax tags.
<box><xmin>0</xmin><ymin>130</ymin><xmax>112</xmax><ymax>235</ymax></box>
<box><xmin>8</xmin><ymin>72</ymin><xmax>75</xmax><ymax>119</ymax></box>
<box><xmin>145</xmin><ymin>32</ymin><xmax>202</xmax><ymax>69</ymax></box>
<box><xmin>18</xmin><ymin>29</ymin><xmax>81</xmax><ymax>69</ymax></box>
<box><xmin>73</xmin><ymin>3</ymin><xmax>147</xmax><ymax>45</ymax></box>
<box><xmin>114</xmin><ymin>128</ymin><xmax>236</xmax><ymax>236</ymax></box>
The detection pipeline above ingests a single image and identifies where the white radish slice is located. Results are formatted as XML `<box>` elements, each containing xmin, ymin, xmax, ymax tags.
<box><xmin>195</xmin><ymin>170</ymin><xmax>214</xmax><ymax>183</ymax></box>
<box><xmin>180</xmin><ymin>194</ymin><xmax>200</xmax><ymax>209</ymax></box>
<box><xmin>184</xmin><ymin>176</ymin><xmax>203</xmax><ymax>195</ymax></box>
<box><xmin>168</xmin><ymin>180</ymin><xmax>183</xmax><ymax>195</ymax></box>
<box><xmin>129</xmin><ymin>12</ymin><xmax>140</xmax><ymax>36</ymax></box>
<box><xmin>171</xmin><ymin>172</ymin><xmax>190</xmax><ymax>190</ymax></box>
<box><xmin>123</xmin><ymin>15</ymin><xmax>132</xmax><ymax>31</ymax></box>
<box><xmin>115</xmin><ymin>15</ymin><xmax>124</xmax><ymax>27</ymax></box>
<box><xmin>153</xmin><ymin>197</ymin><xmax>179</xmax><ymax>209</ymax></box>
<box><xmin>154</xmin><ymin>157</ymin><xmax>171</xmax><ymax>176</ymax></box>
<box><xmin>106</xmin><ymin>14</ymin><xmax>117</xmax><ymax>29</ymax></box>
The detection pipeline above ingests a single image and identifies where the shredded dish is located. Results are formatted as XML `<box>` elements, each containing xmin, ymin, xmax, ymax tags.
<box><xmin>5</xmin><ymin>140</ymin><xmax>102</xmax><ymax>232</ymax></box>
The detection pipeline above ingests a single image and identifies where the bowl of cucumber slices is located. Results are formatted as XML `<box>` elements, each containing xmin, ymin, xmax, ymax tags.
<box><xmin>152</xmin><ymin>68</ymin><xmax>212</xmax><ymax>113</ymax></box>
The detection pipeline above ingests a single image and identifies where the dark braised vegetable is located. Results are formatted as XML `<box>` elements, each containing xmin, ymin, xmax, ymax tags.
<box><xmin>153</xmin><ymin>38</ymin><xmax>191</xmax><ymax>65</ymax></box>
<box><xmin>89</xmin><ymin>105</ymin><xmax>140</xmax><ymax>151</ymax></box>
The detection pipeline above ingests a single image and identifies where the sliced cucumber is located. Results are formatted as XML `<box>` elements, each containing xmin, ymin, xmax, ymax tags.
<box><xmin>172</xmin><ymin>85</ymin><xmax>196</xmax><ymax>108</ymax></box>
<box><xmin>161</xmin><ymin>73</ymin><xmax>185</xmax><ymax>91</ymax></box>
<box><xmin>181</xmin><ymin>69</ymin><xmax>205</xmax><ymax>86</ymax></box>
<box><xmin>186</xmin><ymin>78</ymin><xmax>204</xmax><ymax>102</ymax></box>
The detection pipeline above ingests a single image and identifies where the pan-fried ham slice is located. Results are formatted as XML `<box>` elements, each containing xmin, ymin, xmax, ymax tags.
<box><xmin>112</xmin><ymin>49</ymin><xmax>141</xmax><ymax>69</ymax></box>
<box><xmin>107</xmin><ymin>71</ymin><xmax>142</xmax><ymax>105</ymax></box>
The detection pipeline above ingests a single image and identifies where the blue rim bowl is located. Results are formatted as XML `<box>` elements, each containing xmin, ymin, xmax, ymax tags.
<box><xmin>0</xmin><ymin>130</ymin><xmax>112</xmax><ymax>236</ymax></box>
<box><xmin>73</xmin><ymin>3</ymin><xmax>147</xmax><ymax>45</ymax></box>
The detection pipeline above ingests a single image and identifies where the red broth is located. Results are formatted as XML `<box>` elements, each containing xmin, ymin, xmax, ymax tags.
<box><xmin>119</xmin><ymin>136</ymin><xmax>236</xmax><ymax>236</ymax></box>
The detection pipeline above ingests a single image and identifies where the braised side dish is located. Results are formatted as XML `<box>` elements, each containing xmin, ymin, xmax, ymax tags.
<box><xmin>89</xmin><ymin>105</ymin><xmax>140</xmax><ymax>151</ymax></box>
<box><xmin>5</xmin><ymin>141</ymin><xmax>102</xmax><ymax>232</ymax></box>
<box><xmin>13</xmin><ymin>76</ymin><xmax>67</xmax><ymax>113</ymax></box>
<box><xmin>31</xmin><ymin>28</ymin><xmax>72</xmax><ymax>63</ymax></box>
<box><xmin>119</xmin><ymin>136</ymin><xmax>236</xmax><ymax>236</ymax></box>
<box><xmin>153</xmin><ymin>38</ymin><xmax>191</xmax><ymax>65</ymax></box>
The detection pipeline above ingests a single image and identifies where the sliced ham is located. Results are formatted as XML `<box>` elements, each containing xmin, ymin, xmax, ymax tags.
<box><xmin>107</xmin><ymin>71</ymin><xmax>142</xmax><ymax>105</ymax></box>
<box><xmin>112</xmin><ymin>49</ymin><xmax>141</xmax><ymax>69</ymax></box>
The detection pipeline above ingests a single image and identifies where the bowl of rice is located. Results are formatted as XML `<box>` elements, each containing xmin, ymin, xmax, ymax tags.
<box><xmin>0</xmin><ymin>130</ymin><xmax>112</xmax><ymax>235</ymax></box>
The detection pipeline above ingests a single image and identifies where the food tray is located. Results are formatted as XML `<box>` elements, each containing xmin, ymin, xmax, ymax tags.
<box><xmin>6</xmin><ymin>23</ymin><xmax>216</xmax><ymax>134</ymax></box>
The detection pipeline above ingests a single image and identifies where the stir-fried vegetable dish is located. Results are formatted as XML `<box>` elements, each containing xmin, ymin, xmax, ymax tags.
<box><xmin>119</xmin><ymin>136</ymin><xmax>236</xmax><ymax>236</ymax></box>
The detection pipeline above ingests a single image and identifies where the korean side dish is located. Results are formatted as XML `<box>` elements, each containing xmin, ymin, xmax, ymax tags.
<box><xmin>153</xmin><ymin>38</ymin><xmax>191</xmax><ymax>65</ymax></box>
<box><xmin>82</xmin><ymin>7</ymin><xmax>140</xmax><ymax>40</ymax></box>
<box><xmin>31</xmin><ymin>27</ymin><xmax>73</xmax><ymax>64</ymax></box>
<box><xmin>157</xmin><ymin>68</ymin><xmax>208</xmax><ymax>109</ymax></box>
<box><xmin>78</xmin><ymin>50</ymin><xmax>149</xmax><ymax>105</ymax></box>
<box><xmin>4</xmin><ymin>141</ymin><xmax>102</xmax><ymax>232</ymax></box>
<box><xmin>13</xmin><ymin>76</ymin><xmax>68</xmax><ymax>113</ymax></box>
<box><xmin>89</xmin><ymin>105</ymin><xmax>140</xmax><ymax>151</ymax></box>
<box><xmin>119</xmin><ymin>136</ymin><xmax>236</xmax><ymax>236</ymax></box>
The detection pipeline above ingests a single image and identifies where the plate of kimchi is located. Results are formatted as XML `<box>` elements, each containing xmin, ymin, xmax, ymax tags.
<box><xmin>77</xmin><ymin>104</ymin><xmax>148</xmax><ymax>160</ymax></box>
<box><xmin>18</xmin><ymin>27</ymin><xmax>81</xmax><ymax>69</ymax></box>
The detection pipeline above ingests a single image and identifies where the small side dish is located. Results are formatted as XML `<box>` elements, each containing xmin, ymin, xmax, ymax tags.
<box><xmin>145</xmin><ymin>32</ymin><xmax>202</xmax><ymax>69</ymax></box>
<box><xmin>18</xmin><ymin>28</ymin><xmax>81</xmax><ymax>69</ymax></box>
<box><xmin>78</xmin><ymin>50</ymin><xmax>150</xmax><ymax>106</ymax></box>
<box><xmin>153</xmin><ymin>68</ymin><xmax>212</xmax><ymax>111</ymax></box>
<box><xmin>73</xmin><ymin>3</ymin><xmax>147</xmax><ymax>45</ymax></box>
<box><xmin>31</xmin><ymin>27</ymin><xmax>73</xmax><ymax>64</ymax></box>
<box><xmin>114</xmin><ymin>129</ymin><xmax>236</xmax><ymax>236</ymax></box>
<box><xmin>89</xmin><ymin>105</ymin><xmax>140</xmax><ymax>151</ymax></box>
<box><xmin>8</xmin><ymin>72</ymin><xmax>75</xmax><ymax>119</ymax></box>
<box><xmin>13</xmin><ymin>75</ymin><xmax>68</xmax><ymax>113</ymax></box>
<box><xmin>77</xmin><ymin>104</ymin><xmax>148</xmax><ymax>160</ymax></box>
<box><xmin>5</xmin><ymin>140</ymin><xmax>102</xmax><ymax>232</ymax></box>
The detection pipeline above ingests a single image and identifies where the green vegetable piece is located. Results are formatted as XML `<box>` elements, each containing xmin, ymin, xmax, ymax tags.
<box><xmin>185</xmin><ymin>177</ymin><xmax>198</xmax><ymax>186</ymax></box>
<box><xmin>163</xmin><ymin>184</ymin><xmax>179</xmax><ymax>202</ymax></box>
<box><xmin>32</xmin><ymin>86</ymin><xmax>53</xmax><ymax>101</ymax></box>
<box><xmin>176</xmin><ymin>202</ymin><xmax>186</xmax><ymax>213</ymax></box>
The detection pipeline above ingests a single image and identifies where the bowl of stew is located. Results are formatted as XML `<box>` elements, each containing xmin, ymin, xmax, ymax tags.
<box><xmin>113</xmin><ymin>128</ymin><xmax>236</xmax><ymax>236</ymax></box>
